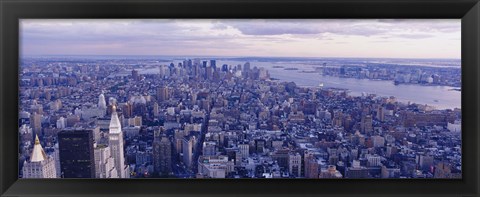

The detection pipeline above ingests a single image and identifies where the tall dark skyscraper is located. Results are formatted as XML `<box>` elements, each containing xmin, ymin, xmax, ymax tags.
<box><xmin>58</xmin><ymin>129</ymin><xmax>95</xmax><ymax>178</ymax></box>
<box><xmin>221</xmin><ymin>64</ymin><xmax>228</xmax><ymax>72</ymax></box>
<box><xmin>187</xmin><ymin>59</ymin><xmax>192</xmax><ymax>68</ymax></box>
<box><xmin>243</xmin><ymin>62</ymin><xmax>251</xmax><ymax>78</ymax></box>
<box><xmin>210</xmin><ymin>60</ymin><xmax>216</xmax><ymax>70</ymax></box>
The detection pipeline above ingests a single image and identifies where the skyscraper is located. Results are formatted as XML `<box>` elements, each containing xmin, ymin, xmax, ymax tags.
<box><xmin>174</xmin><ymin>129</ymin><xmax>184</xmax><ymax>155</ymax></box>
<box><xmin>157</xmin><ymin>86</ymin><xmax>169</xmax><ymax>102</ymax></box>
<box><xmin>288</xmin><ymin>153</ymin><xmax>302</xmax><ymax>177</ymax></box>
<box><xmin>94</xmin><ymin>144</ymin><xmax>119</xmax><ymax>178</ymax></box>
<box><xmin>98</xmin><ymin>93</ymin><xmax>107</xmax><ymax>111</ymax></box>
<box><xmin>131</xmin><ymin>69</ymin><xmax>139</xmax><ymax>81</ymax></box>
<box><xmin>52</xmin><ymin>143</ymin><xmax>61</xmax><ymax>177</ymax></box>
<box><xmin>30</xmin><ymin>112</ymin><xmax>42</xmax><ymax>136</ymax></box>
<box><xmin>202</xmin><ymin>141</ymin><xmax>216</xmax><ymax>156</ymax></box>
<box><xmin>210</xmin><ymin>60</ymin><xmax>216</xmax><ymax>70</ymax></box>
<box><xmin>182</xmin><ymin>136</ymin><xmax>194</xmax><ymax>169</ymax></box>
<box><xmin>206</xmin><ymin>66</ymin><xmax>213</xmax><ymax>80</ymax></box>
<box><xmin>153</xmin><ymin>131</ymin><xmax>172</xmax><ymax>175</ymax></box>
<box><xmin>304</xmin><ymin>151</ymin><xmax>319</xmax><ymax>178</ymax></box>
<box><xmin>221</xmin><ymin>64</ymin><xmax>228</xmax><ymax>72</ymax></box>
<box><xmin>361</xmin><ymin>114</ymin><xmax>373</xmax><ymax>134</ymax></box>
<box><xmin>254</xmin><ymin>139</ymin><xmax>266</xmax><ymax>154</ymax></box>
<box><xmin>376</xmin><ymin>106</ymin><xmax>385</xmax><ymax>122</ymax></box>
<box><xmin>153</xmin><ymin>102</ymin><xmax>159</xmax><ymax>118</ymax></box>
<box><xmin>243</xmin><ymin>62</ymin><xmax>251</xmax><ymax>78</ymax></box>
<box><xmin>238</xmin><ymin>144</ymin><xmax>249</xmax><ymax>159</ymax></box>
<box><xmin>22</xmin><ymin>135</ymin><xmax>57</xmax><ymax>178</ymax></box>
<box><xmin>56</xmin><ymin>117</ymin><xmax>66</xmax><ymax>129</ymax></box>
<box><xmin>243</xmin><ymin>62</ymin><xmax>250</xmax><ymax>72</ymax></box>
<box><xmin>159</xmin><ymin>65</ymin><xmax>166</xmax><ymax>78</ymax></box>
<box><xmin>58</xmin><ymin>129</ymin><xmax>95</xmax><ymax>178</ymax></box>
<box><xmin>109</xmin><ymin>105</ymin><xmax>129</xmax><ymax>178</ymax></box>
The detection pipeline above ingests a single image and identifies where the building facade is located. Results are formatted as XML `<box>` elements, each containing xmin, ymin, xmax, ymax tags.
<box><xmin>109</xmin><ymin>105</ymin><xmax>129</xmax><ymax>178</ymax></box>
<box><xmin>58</xmin><ymin>129</ymin><xmax>95</xmax><ymax>178</ymax></box>
<box><xmin>22</xmin><ymin>135</ymin><xmax>57</xmax><ymax>178</ymax></box>
<box><xmin>153</xmin><ymin>131</ymin><xmax>172</xmax><ymax>175</ymax></box>
<box><xmin>94</xmin><ymin>145</ymin><xmax>119</xmax><ymax>178</ymax></box>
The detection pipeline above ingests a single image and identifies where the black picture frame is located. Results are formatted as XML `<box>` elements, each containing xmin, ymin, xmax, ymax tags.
<box><xmin>1</xmin><ymin>0</ymin><xmax>479</xmax><ymax>196</ymax></box>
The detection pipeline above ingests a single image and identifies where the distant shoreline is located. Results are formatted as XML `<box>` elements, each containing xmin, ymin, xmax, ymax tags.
<box><xmin>21</xmin><ymin>55</ymin><xmax>462</xmax><ymax>62</ymax></box>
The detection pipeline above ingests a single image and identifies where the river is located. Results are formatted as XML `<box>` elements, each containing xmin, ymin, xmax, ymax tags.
<box><xmin>140</xmin><ymin>59</ymin><xmax>461</xmax><ymax>110</ymax></box>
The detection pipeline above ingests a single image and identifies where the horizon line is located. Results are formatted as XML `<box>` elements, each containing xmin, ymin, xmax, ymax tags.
<box><xmin>20</xmin><ymin>54</ymin><xmax>462</xmax><ymax>60</ymax></box>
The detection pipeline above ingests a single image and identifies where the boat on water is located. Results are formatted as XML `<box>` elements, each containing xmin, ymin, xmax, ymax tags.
<box><xmin>300</xmin><ymin>70</ymin><xmax>317</xmax><ymax>73</ymax></box>
<box><xmin>448</xmin><ymin>88</ymin><xmax>461</xmax><ymax>92</ymax></box>
<box><xmin>284</xmin><ymin>68</ymin><xmax>299</xmax><ymax>70</ymax></box>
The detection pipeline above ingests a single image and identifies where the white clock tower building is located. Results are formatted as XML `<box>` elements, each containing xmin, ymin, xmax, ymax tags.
<box><xmin>108</xmin><ymin>105</ymin><xmax>129</xmax><ymax>178</ymax></box>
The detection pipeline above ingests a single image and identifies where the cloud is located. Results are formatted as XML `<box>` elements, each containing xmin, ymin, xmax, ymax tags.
<box><xmin>20</xmin><ymin>19</ymin><xmax>460</xmax><ymax>58</ymax></box>
<box><xmin>222</xmin><ymin>19</ymin><xmax>459</xmax><ymax>39</ymax></box>
<box><xmin>394</xmin><ymin>34</ymin><xmax>435</xmax><ymax>39</ymax></box>
<box><xmin>21</xmin><ymin>19</ymin><xmax>245</xmax><ymax>55</ymax></box>
<box><xmin>377</xmin><ymin>19</ymin><xmax>460</xmax><ymax>33</ymax></box>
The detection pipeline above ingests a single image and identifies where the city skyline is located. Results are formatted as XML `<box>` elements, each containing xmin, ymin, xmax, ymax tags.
<box><xmin>18</xmin><ymin>19</ymin><xmax>462</xmax><ymax>179</ymax></box>
<box><xmin>19</xmin><ymin>56</ymin><xmax>462</xmax><ymax>179</ymax></box>
<box><xmin>20</xmin><ymin>19</ymin><xmax>461</xmax><ymax>59</ymax></box>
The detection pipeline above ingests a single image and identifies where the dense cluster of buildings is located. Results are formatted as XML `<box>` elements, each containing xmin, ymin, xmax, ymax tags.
<box><xmin>18</xmin><ymin>57</ymin><xmax>462</xmax><ymax>179</ymax></box>
<box><xmin>320</xmin><ymin>63</ymin><xmax>461</xmax><ymax>87</ymax></box>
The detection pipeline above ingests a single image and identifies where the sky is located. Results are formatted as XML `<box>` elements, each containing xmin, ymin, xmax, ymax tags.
<box><xmin>20</xmin><ymin>19</ymin><xmax>461</xmax><ymax>59</ymax></box>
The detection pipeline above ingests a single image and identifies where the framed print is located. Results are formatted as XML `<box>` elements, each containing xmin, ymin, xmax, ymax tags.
<box><xmin>1</xmin><ymin>0</ymin><xmax>479</xmax><ymax>197</ymax></box>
